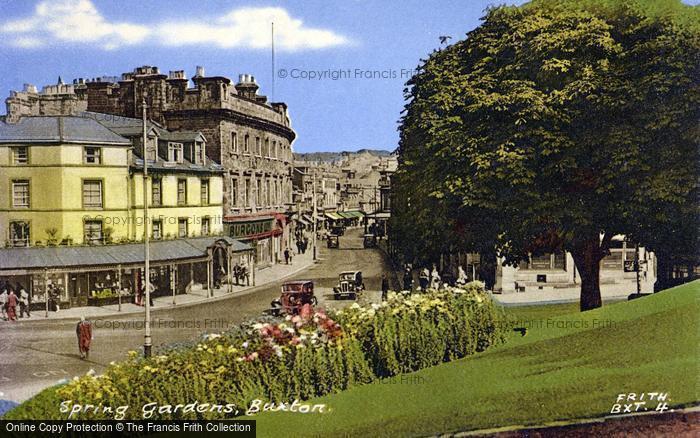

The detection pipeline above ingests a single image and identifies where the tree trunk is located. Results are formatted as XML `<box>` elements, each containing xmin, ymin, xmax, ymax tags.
<box><xmin>571</xmin><ymin>236</ymin><xmax>604</xmax><ymax>312</ymax></box>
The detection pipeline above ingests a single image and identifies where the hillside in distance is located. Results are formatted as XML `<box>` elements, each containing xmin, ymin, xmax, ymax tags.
<box><xmin>294</xmin><ymin>149</ymin><xmax>393</xmax><ymax>163</ymax></box>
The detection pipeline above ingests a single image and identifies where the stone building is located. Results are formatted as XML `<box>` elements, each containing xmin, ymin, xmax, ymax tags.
<box><xmin>5</xmin><ymin>65</ymin><xmax>296</xmax><ymax>267</ymax></box>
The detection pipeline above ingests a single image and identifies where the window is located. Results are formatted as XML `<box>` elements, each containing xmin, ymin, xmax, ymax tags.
<box><xmin>272</xmin><ymin>141</ymin><xmax>277</xmax><ymax>159</ymax></box>
<box><xmin>200</xmin><ymin>179</ymin><xmax>209</xmax><ymax>205</ymax></box>
<box><xmin>265</xmin><ymin>138</ymin><xmax>270</xmax><ymax>157</ymax></box>
<box><xmin>201</xmin><ymin>217</ymin><xmax>210</xmax><ymax>236</ymax></box>
<box><xmin>84</xmin><ymin>147</ymin><xmax>102</xmax><ymax>164</ymax></box>
<box><xmin>256</xmin><ymin>178</ymin><xmax>262</xmax><ymax>206</ymax></box>
<box><xmin>152</xmin><ymin>179</ymin><xmax>162</xmax><ymax>206</ymax></box>
<box><xmin>177</xmin><ymin>179</ymin><xmax>187</xmax><ymax>205</ymax></box>
<box><xmin>267</xmin><ymin>179</ymin><xmax>272</xmax><ymax>206</ymax></box>
<box><xmin>255</xmin><ymin>137</ymin><xmax>261</xmax><ymax>156</ymax></box>
<box><xmin>244</xmin><ymin>135</ymin><xmax>250</xmax><ymax>154</ymax></box>
<box><xmin>83</xmin><ymin>180</ymin><xmax>103</xmax><ymax>208</ymax></box>
<box><xmin>194</xmin><ymin>142</ymin><xmax>205</xmax><ymax>165</ymax></box>
<box><xmin>12</xmin><ymin>180</ymin><xmax>30</xmax><ymax>208</ymax></box>
<box><xmin>520</xmin><ymin>252</ymin><xmax>566</xmax><ymax>270</ymax></box>
<box><xmin>231</xmin><ymin>132</ymin><xmax>238</xmax><ymax>153</ymax></box>
<box><xmin>152</xmin><ymin>220</ymin><xmax>162</xmax><ymax>240</ymax></box>
<box><xmin>244</xmin><ymin>178</ymin><xmax>250</xmax><ymax>207</ymax></box>
<box><xmin>83</xmin><ymin>220</ymin><xmax>103</xmax><ymax>245</ymax></box>
<box><xmin>178</xmin><ymin>218</ymin><xmax>188</xmax><ymax>238</ymax></box>
<box><xmin>12</xmin><ymin>147</ymin><xmax>28</xmax><ymax>165</ymax></box>
<box><xmin>230</xmin><ymin>178</ymin><xmax>238</xmax><ymax>207</ymax></box>
<box><xmin>168</xmin><ymin>142</ymin><xmax>184</xmax><ymax>163</ymax></box>
<box><xmin>9</xmin><ymin>221</ymin><xmax>30</xmax><ymax>247</ymax></box>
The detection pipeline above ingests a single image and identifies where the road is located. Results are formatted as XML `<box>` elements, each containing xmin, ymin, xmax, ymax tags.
<box><xmin>0</xmin><ymin>228</ymin><xmax>393</xmax><ymax>403</ymax></box>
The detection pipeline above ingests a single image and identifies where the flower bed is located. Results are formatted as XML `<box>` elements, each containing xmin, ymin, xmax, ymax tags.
<box><xmin>6</xmin><ymin>282</ymin><xmax>507</xmax><ymax>420</ymax></box>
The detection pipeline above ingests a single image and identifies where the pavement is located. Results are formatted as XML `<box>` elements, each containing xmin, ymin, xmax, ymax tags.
<box><xmin>489</xmin><ymin>289</ymin><xmax>630</xmax><ymax>306</ymax></box>
<box><xmin>0</xmin><ymin>228</ymin><xmax>394</xmax><ymax>404</ymax></box>
<box><xmin>3</xmin><ymin>249</ymin><xmax>316</xmax><ymax>323</ymax></box>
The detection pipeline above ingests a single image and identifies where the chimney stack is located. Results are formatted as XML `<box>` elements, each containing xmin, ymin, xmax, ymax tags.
<box><xmin>195</xmin><ymin>66</ymin><xmax>205</xmax><ymax>77</ymax></box>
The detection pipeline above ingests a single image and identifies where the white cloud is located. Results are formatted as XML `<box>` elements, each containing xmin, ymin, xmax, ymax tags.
<box><xmin>0</xmin><ymin>1</ymin><xmax>350</xmax><ymax>51</ymax></box>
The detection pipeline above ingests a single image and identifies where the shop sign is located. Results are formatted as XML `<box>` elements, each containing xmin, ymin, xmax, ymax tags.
<box><xmin>227</xmin><ymin>219</ymin><xmax>274</xmax><ymax>239</ymax></box>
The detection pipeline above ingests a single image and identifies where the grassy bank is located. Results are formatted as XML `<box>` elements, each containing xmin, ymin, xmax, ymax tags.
<box><xmin>253</xmin><ymin>281</ymin><xmax>699</xmax><ymax>437</ymax></box>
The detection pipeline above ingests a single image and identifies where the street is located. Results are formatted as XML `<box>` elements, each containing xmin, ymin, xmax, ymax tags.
<box><xmin>0</xmin><ymin>228</ymin><xmax>394</xmax><ymax>403</ymax></box>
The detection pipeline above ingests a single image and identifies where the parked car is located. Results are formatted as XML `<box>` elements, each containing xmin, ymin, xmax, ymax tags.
<box><xmin>333</xmin><ymin>271</ymin><xmax>365</xmax><ymax>300</ymax></box>
<box><xmin>327</xmin><ymin>234</ymin><xmax>340</xmax><ymax>249</ymax></box>
<box><xmin>270</xmin><ymin>280</ymin><xmax>317</xmax><ymax>316</ymax></box>
<box><xmin>363</xmin><ymin>233</ymin><xmax>377</xmax><ymax>248</ymax></box>
<box><xmin>330</xmin><ymin>225</ymin><xmax>345</xmax><ymax>236</ymax></box>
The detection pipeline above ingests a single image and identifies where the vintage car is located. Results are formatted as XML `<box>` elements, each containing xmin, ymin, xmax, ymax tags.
<box><xmin>270</xmin><ymin>280</ymin><xmax>317</xmax><ymax>316</ymax></box>
<box><xmin>327</xmin><ymin>234</ymin><xmax>340</xmax><ymax>249</ymax></box>
<box><xmin>333</xmin><ymin>271</ymin><xmax>365</xmax><ymax>300</ymax></box>
<box><xmin>363</xmin><ymin>233</ymin><xmax>377</xmax><ymax>248</ymax></box>
<box><xmin>330</xmin><ymin>225</ymin><xmax>345</xmax><ymax>236</ymax></box>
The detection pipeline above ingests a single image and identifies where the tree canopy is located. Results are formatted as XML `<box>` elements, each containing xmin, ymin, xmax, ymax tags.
<box><xmin>392</xmin><ymin>0</ymin><xmax>699</xmax><ymax>310</ymax></box>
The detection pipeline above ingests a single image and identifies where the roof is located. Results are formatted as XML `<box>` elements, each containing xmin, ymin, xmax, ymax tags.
<box><xmin>0</xmin><ymin>236</ymin><xmax>251</xmax><ymax>273</ymax></box>
<box><xmin>0</xmin><ymin>116</ymin><xmax>132</xmax><ymax>145</ymax></box>
<box><xmin>80</xmin><ymin>112</ymin><xmax>205</xmax><ymax>143</ymax></box>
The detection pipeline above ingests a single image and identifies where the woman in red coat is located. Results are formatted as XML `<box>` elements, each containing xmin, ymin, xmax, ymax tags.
<box><xmin>76</xmin><ymin>316</ymin><xmax>93</xmax><ymax>359</ymax></box>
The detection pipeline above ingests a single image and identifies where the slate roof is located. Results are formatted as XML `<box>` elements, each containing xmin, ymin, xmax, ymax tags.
<box><xmin>0</xmin><ymin>237</ymin><xmax>251</xmax><ymax>273</ymax></box>
<box><xmin>0</xmin><ymin>116</ymin><xmax>132</xmax><ymax>145</ymax></box>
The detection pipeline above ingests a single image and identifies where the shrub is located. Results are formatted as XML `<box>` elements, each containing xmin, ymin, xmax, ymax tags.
<box><xmin>5</xmin><ymin>285</ymin><xmax>507</xmax><ymax>420</ymax></box>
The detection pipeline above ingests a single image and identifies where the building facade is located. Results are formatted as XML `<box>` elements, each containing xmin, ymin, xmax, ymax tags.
<box><xmin>0</xmin><ymin>115</ymin><xmax>224</xmax><ymax>247</ymax></box>
<box><xmin>5</xmin><ymin>65</ymin><xmax>296</xmax><ymax>267</ymax></box>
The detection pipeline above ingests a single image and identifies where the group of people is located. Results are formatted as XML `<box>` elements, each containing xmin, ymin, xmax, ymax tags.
<box><xmin>231</xmin><ymin>260</ymin><xmax>251</xmax><ymax>286</ymax></box>
<box><xmin>295</xmin><ymin>234</ymin><xmax>310</xmax><ymax>255</ymax></box>
<box><xmin>0</xmin><ymin>280</ymin><xmax>31</xmax><ymax>321</ymax></box>
<box><xmin>401</xmin><ymin>263</ymin><xmax>471</xmax><ymax>293</ymax></box>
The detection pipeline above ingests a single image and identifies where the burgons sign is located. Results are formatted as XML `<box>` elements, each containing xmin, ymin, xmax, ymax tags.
<box><xmin>227</xmin><ymin>219</ymin><xmax>274</xmax><ymax>238</ymax></box>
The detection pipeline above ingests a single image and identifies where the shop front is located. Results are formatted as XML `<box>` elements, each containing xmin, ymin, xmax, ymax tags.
<box><xmin>224</xmin><ymin>214</ymin><xmax>287</xmax><ymax>268</ymax></box>
<box><xmin>0</xmin><ymin>236</ymin><xmax>252</xmax><ymax>312</ymax></box>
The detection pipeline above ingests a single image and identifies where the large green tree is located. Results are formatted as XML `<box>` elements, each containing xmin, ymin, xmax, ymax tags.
<box><xmin>393</xmin><ymin>0</ymin><xmax>699</xmax><ymax>310</ymax></box>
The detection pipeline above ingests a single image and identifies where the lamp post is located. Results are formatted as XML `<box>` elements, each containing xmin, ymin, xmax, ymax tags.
<box><xmin>142</xmin><ymin>99</ymin><xmax>152</xmax><ymax>358</ymax></box>
<box><xmin>312</xmin><ymin>171</ymin><xmax>317</xmax><ymax>261</ymax></box>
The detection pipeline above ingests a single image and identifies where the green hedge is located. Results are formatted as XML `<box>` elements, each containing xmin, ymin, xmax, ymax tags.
<box><xmin>5</xmin><ymin>283</ymin><xmax>506</xmax><ymax>420</ymax></box>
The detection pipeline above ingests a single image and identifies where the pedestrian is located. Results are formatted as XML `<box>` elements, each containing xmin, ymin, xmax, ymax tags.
<box><xmin>295</xmin><ymin>239</ymin><xmax>302</xmax><ymax>255</ymax></box>
<box><xmin>430</xmin><ymin>264</ymin><xmax>441</xmax><ymax>290</ymax></box>
<box><xmin>456</xmin><ymin>266</ymin><xmax>468</xmax><ymax>286</ymax></box>
<box><xmin>76</xmin><ymin>316</ymin><xmax>93</xmax><ymax>359</ymax></box>
<box><xmin>403</xmin><ymin>267</ymin><xmax>413</xmax><ymax>292</ymax></box>
<box><xmin>381</xmin><ymin>274</ymin><xmax>389</xmax><ymax>301</ymax></box>
<box><xmin>148</xmin><ymin>281</ymin><xmax>156</xmax><ymax>307</ymax></box>
<box><xmin>19</xmin><ymin>284</ymin><xmax>30</xmax><ymax>318</ymax></box>
<box><xmin>284</xmin><ymin>248</ymin><xmax>290</xmax><ymax>265</ymax></box>
<box><xmin>241</xmin><ymin>259</ymin><xmax>250</xmax><ymax>286</ymax></box>
<box><xmin>0</xmin><ymin>287</ymin><xmax>7</xmax><ymax>321</ymax></box>
<box><xmin>6</xmin><ymin>289</ymin><xmax>18</xmax><ymax>321</ymax></box>
<box><xmin>419</xmin><ymin>267</ymin><xmax>430</xmax><ymax>291</ymax></box>
<box><xmin>303</xmin><ymin>237</ymin><xmax>309</xmax><ymax>254</ymax></box>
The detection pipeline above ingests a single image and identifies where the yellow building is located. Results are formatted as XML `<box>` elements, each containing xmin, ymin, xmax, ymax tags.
<box><xmin>0</xmin><ymin>115</ymin><xmax>224</xmax><ymax>247</ymax></box>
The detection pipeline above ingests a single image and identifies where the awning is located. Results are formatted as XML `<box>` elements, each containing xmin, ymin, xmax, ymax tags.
<box><xmin>0</xmin><ymin>236</ymin><xmax>252</xmax><ymax>274</ymax></box>
<box><xmin>325</xmin><ymin>212</ymin><xmax>343</xmax><ymax>221</ymax></box>
<box><xmin>298</xmin><ymin>216</ymin><xmax>311</xmax><ymax>226</ymax></box>
<box><xmin>338</xmin><ymin>211</ymin><xmax>364</xmax><ymax>219</ymax></box>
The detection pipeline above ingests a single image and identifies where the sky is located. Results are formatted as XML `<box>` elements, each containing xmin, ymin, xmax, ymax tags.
<box><xmin>0</xmin><ymin>0</ymin><xmax>696</xmax><ymax>153</ymax></box>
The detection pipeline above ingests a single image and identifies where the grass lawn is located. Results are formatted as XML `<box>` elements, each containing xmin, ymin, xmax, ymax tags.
<box><xmin>253</xmin><ymin>281</ymin><xmax>700</xmax><ymax>437</ymax></box>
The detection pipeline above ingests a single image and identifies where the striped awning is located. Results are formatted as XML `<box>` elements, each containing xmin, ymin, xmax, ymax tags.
<box><xmin>325</xmin><ymin>212</ymin><xmax>343</xmax><ymax>220</ymax></box>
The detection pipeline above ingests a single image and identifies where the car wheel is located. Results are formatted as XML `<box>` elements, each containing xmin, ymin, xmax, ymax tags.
<box><xmin>311</xmin><ymin>296</ymin><xmax>318</xmax><ymax>306</ymax></box>
<box><xmin>350</xmin><ymin>293</ymin><xmax>356</xmax><ymax>300</ymax></box>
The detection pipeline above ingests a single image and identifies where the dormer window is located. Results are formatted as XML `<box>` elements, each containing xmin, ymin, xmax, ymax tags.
<box><xmin>168</xmin><ymin>142</ymin><xmax>184</xmax><ymax>163</ymax></box>
<box><xmin>194</xmin><ymin>142</ymin><xmax>205</xmax><ymax>165</ymax></box>
<box><xmin>12</xmin><ymin>146</ymin><xmax>28</xmax><ymax>165</ymax></box>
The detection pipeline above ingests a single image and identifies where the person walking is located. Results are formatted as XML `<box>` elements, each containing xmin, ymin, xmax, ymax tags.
<box><xmin>456</xmin><ymin>266</ymin><xmax>468</xmax><ymax>286</ymax></box>
<box><xmin>403</xmin><ymin>267</ymin><xmax>413</xmax><ymax>292</ymax></box>
<box><xmin>76</xmin><ymin>316</ymin><xmax>93</xmax><ymax>359</ymax></box>
<box><xmin>381</xmin><ymin>274</ymin><xmax>390</xmax><ymax>301</ymax></box>
<box><xmin>0</xmin><ymin>287</ymin><xmax>7</xmax><ymax>321</ymax></box>
<box><xmin>284</xmin><ymin>248</ymin><xmax>290</xmax><ymax>265</ymax></box>
<box><xmin>419</xmin><ymin>267</ymin><xmax>430</xmax><ymax>291</ymax></box>
<box><xmin>430</xmin><ymin>264</ymin><xmax>441</xmax><ymax>290</ymax></box>
<box><xmin>6</xmin><ymin>289</ymin><xmax>18</xmax><ymax>321</ymax></box>
<box><xmin>18</xmin><ymin>285</ymin><xmax>30</xmax><ymax>318</ymax></box>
